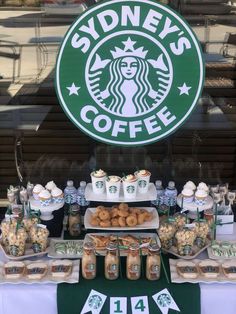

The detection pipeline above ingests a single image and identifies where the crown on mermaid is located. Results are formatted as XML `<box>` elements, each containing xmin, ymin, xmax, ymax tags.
<box><xmin>111</xmin><ymin>37</ymin><xmax>148</xmax><ymax>59</ymax></box>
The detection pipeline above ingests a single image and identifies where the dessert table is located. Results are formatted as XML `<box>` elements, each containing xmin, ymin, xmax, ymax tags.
<box><xmin>0</xmin><ymin>225</ymin><xmax>236</xmax><ymax>314</ymax></box>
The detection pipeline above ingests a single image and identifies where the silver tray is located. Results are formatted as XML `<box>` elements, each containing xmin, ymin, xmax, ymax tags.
<box><xmin>0</xmin><ymin>241</ymin><xmax>49</xmax><ymax>261</ymax></box>
<box><xmin>162</xmin><ymin>238</ymin><xmax>211</xmax><ymax>260</ymax></box>
<box><xmin>85</xmin><ymin>232</ymin><xmax>161</xmax><ymax>256</ymax></box>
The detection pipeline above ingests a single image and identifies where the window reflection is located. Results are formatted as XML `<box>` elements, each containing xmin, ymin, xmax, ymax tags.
<box><xmin>0</xmin><ymin>1</ymin><xmax>236</xmax><ymax>197</ymax></box>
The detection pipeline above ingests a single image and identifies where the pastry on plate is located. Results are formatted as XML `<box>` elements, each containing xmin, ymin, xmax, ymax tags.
<box><xmin>4</xmin><ymin>261</ymin><xmax>25</xmax><ymax>279</ymax></box>
<box><xmin>198</xmin><ymin>260</ymin><xmax>220</xmax><ymax>278</ymax></box>
<box><xmin>51</xmin><ymin>260</ymin><xmax>72</xmax><ymax>278</ymax></box>
<box><xmin>26</xmin><ymin>262</ymin><xmax>48</xmax><ymax>280</ymax></box>
<box><xmin>176</xmin><ymin>261</ymin><xmax>198</xmax><ymax>279</ymax></box>
<box><xmin>222</xmin><ymin>261</ymin><xmax>236</xmax><ymax>279</ymax></box>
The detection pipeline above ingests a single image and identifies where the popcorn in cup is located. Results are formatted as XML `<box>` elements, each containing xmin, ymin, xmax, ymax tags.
<box><xmin>134</xmin><ymin>170</ymin><xmax>151</xmax><ymax>194</ymax></box>
<box><xmin>105</xmin><ymin>176</ymin><xmax>121</xmax><ymax>199</ymax></box>
<box><xmin>175</xmin><ymin>228</ymin><xmax>196</xmax><ymax>256</ymax></box>
<box><xmin>90</xmin><ymin>169</ymin><xmax>107</xmax><ymax>195</ymax></box>
<box><xmin>30</xmin><ymin>224</ymin><xmax>49</xmax><ymax>253</ymax></box>
<box><xmin>158</xmin><ymin>221</ymin><xmax>176</xmax><ymax>250</ymax></box>
<box><xmin>8</xmin><ymin>226</ymin><xmax>27</xmax><ymax>257</ymax></box>
<box><xmin>194</xmin><ymin>220</ymin><xmax>209</xmax><ymax>248</ymax></box>
<box><xmin>122</xmin><ymin>174</ymin><xmax>138</xmax><ymax>199</ymax></box>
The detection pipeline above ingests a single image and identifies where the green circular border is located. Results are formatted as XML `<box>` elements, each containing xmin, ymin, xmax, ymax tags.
<box><xmin>55</xmin><ymin>0</ymin><xmax>205</xmax><ymax>147</ymax></box>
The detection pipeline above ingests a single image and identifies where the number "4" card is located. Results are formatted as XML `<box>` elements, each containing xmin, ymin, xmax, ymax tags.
<box><xmin>131</xmin><ymin>296</ymin><xmax>149</xmax><ymax>314</ymax></box>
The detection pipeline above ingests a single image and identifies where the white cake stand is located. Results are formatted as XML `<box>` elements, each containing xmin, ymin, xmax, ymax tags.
<box><xmin>29</xmin><ymin>198</ymin><xmax>65</xmax><ymax>221</ymax></box>
<box><xmin>177</xmin><ymin>194</ymin><xmax>214</xmax><ymax>219</ymax></box>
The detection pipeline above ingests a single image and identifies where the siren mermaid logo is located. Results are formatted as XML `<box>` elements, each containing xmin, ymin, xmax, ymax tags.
<box><xmin>56</xmin><ymin>0</ymin><xmax>204</xmax><ymax>146</ymax></box>
<box><xmin>86</xmin><ymin>37</ymin><xmax>172</xmax><ymax>117</ymax></box>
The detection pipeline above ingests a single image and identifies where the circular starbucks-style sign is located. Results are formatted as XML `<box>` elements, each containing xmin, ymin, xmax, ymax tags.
<box><xmin>56</xmin><ymin>0</ymin><xmax>204</xmax><ymax>146</ymax></box>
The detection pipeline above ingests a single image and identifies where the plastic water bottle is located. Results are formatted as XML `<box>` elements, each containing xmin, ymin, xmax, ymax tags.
<box><xmin>164</xmin><ymin>181</ymin><xmax>178</xmax><ymax>207</ymax></box>
<box><xmin>151</xmin><ymin>180</ymin><xmax>164</xmax><ymax>206</ymax></box>
<box><xmin>77</xmin><ymin>181</ymin><xmax>90</xmax><ymax>207</ymax></box>
<box><xmin>64</xmin><ymin>180</ymin><xmax>77</xmax><ymax>205</ymax></box>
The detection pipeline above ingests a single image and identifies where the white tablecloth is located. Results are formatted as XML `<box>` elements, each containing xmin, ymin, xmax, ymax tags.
<box><xmin>0</xmin><ymin>226</ymin><xmax>236</xmax><ymax>314</ymax></box>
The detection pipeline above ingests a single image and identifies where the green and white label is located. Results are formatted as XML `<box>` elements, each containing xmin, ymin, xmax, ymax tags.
<box><xmin>56</xmin><ymin>0</ymin><xmax>204</xmax><ymax>146</ymax></box>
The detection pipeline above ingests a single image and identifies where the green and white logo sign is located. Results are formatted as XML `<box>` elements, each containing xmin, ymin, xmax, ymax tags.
<box><xmin>56</xmin><ymin>0</ymin><xmax>204</xmax><ymax>146</ymax></box>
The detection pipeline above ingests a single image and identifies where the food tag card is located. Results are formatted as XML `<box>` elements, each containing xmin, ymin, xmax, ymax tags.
<box><xmin>80</xmin><ymin>289</ymin><xmax>107</xmax><ymax>314</ymax></box>
<box><xmin>131</xmin><ymin>296</ymin><xmax>149</xmax><ymax>314</ymax></box>
<box><xmin>152</xmin><ymin>289</ymin><xmax>180</xmax><ymax>314</ymax></box>
<box><xmin>110</xmin><ymin>297</ymin><xmax>127</xmax><ymax>314</ymax></box>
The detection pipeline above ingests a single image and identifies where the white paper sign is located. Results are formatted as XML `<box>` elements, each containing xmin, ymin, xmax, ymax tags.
<box><xmin>152</xmin><ymin>289</ymin><xmax>180</xmax><ymax>314</ymax></box>
<box><xmin>80</xmin><ymin>289</ymin><xmax>107</xmax><ymax>314</ymax></box>
<box><xmin>110</xmin><ymin>297</ymin><xmax>127</xmax><ymax>314</ymax></box>
<box><xmin>131</xmin><ymin>296</ymin><xmax>149</xmax><ymax>314</ymax></box>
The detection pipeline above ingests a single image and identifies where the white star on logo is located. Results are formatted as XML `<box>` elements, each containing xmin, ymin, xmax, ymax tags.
<box><xmin>122</xmin><ymin>37</ymin><xmax>136</xmax><ymax>51</ymax></box>
<box><xmin>67</xmin><ymin>83</ymin><xmax>80</xmax><ymax>96</ymax></box>
<box><xmin>178</xmin><ymin>83</ymin><xmax>191</xmax><ymax>95</ymax></box>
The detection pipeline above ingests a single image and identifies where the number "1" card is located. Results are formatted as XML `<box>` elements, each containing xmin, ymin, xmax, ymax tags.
<box><xmin>131</xmin><ymin>296</ymin><xmax>149</xmax><ymax>314</ymax></box>
<box><xmin>110</xmin><ymin>297</ymin><xmax>127</xmax><ymax>314</ymax></box>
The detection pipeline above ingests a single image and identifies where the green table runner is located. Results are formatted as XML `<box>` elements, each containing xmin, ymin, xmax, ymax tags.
<box><xmin>57</xmin><ymin>255</ymin><xmax>200</xmax><ymax>314</ymax></box>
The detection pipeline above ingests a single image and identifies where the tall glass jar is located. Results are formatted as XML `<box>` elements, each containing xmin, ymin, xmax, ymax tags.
<box><xmin>68</xmin><ymin>205</ymin><xmax>81</xmax><ymax>237</ymax></box>
<box><xmin>105</xmin><ymin>242</ymin><xmax>119</xmax><ymax>280</ymax></box>
<box><xmin>126</xmin><ymin>243</ymin><xmax>141</xmax><ymax>280</ymax></box>
<box><xmin>82</xmin><ymin>242</ymin><xmax>96</xmax><ymax>279</ymax></box>
<box><xmin>146</xmin><ymin>244</ymin><xmax>161</xmax><ymax>280</ymax></box>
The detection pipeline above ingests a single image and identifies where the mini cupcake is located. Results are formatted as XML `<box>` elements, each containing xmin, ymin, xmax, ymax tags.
<box><xmin>33</xmin><ymin>184</ymin><xmax>44</xmax><ymax>200</ymax></box>
<box><xmin>195</xmin><ymin>189</ymin><xmax>208</xmax><ymax>206</ymax></box>
<box><xmin>197</xmin><ymin>182</ymin><xmax>209</xmax><ymax>193</ymax></box>
<box><xmin>183</xmin><ymin>181</ymin><xmax>196</xmax><ymax>191</ymax></box>
<box><xmin>38</xmin><ymin>189</ymin><xmax>51</xmax><ymax>206</ymax></box>
<box><xmin>45</xmin><ymin>180</ymin><xmax>57</xmax><ymax>191</ymax></box>
<box><xmin>51</xmin><ymin>187</ymin><xmax>64</xmax><ymax>204</ymax></box>
<box><xmin>181</xmin><ymin>188</ymin><xmax>194</xmax><ymax>203</ymax></box>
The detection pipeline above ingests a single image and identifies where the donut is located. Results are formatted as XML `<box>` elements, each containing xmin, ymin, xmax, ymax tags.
<box><xmin>144</xmin><ymin>211</ymin><xmax>153</xmax><ymax>222</ymax></box>
<box><xmin>137</xmin><ymin>213</ymin><xmax>146</xmax><ymax>225</ymax></box>
<box><xmin>90</xmin><ymin>217</ymin><xmax>100</xmax><ymax>226</ymax></box>
<box><xmin>118</xmin><ymin>216</ymin><xmax>126</xmax><ymax>227</ymax></box>
<box><xmin>98</xmin><ymin>210</ymin><xmax>110</xmax><ymax>221</ymax></box>
<box><xmin>130</xmin><ymin>207</ymin><xmax>141</xmax><ymax>215</ymax></box>
<box><xmin>118</xmin><ymin>209</ymin><xmax>129</xmax><ymax>218</ymax></box>
<box><xmin>126</xmin><ymin>215</ymin><xmax>138</xmax><ymax>227</ymax></box>
<box><xmin>111</xmin><ymin>218</ymin><xmax>120</xmax><ymax>227</ymax></box>
<box><xmin>111</xmin><ymin>207</ymin><xmax>119</xmax><ymax>218</ymax></box>
<box><xmin>118</xmin><ymin>203</ymin><xmax>129</xmax><ymax>211</ymax></box>
<box><xmin>100</xmin><ymin>220</ymin><xmax>111</xmax><ymax>228</ymax></box>
<box><xmin>96</xmin><ymin>205</ymin><xmax>106</xmax><ymax>213</ymax></box>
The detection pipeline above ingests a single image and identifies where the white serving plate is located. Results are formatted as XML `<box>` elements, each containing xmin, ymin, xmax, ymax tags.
<box><xmin>170</xmin><ymin>258</ymin><xmax>236</xmax><ymax>284</ymax></box>
<box><xmin>0</xmin><ymin>259</ymin><xmax>79</xmax><ymax>284</ymax></box>
<box><xmin>85</xmin><ymin>183</ymin><xmax>156</xmax><ymax>202</ymax></box>
<box><xmin>162</xmin><ymin>238</ymin><xmax>211</xmax><ymax>260</ymax></box>
<box><xmin>48</xmin><ymin>239</ymin><xmax>84</xmax><ymax>259</ymax></box>
<box><xmin>85</xmin><ymin>232</ymin><xmax>161</xmax><ymax>256</ymax></box>
<box><xmin>0</xmin><ymin>241</ymin><xmax>50</xmax><ymax>261</ymax></box>
<box><xmin>177</xmin><ymin>195</ymin><xmax>213</xmax><ymax>213</ymax></box>
<box><xmin>29</xmin><ymin>197</ymin><xmax>65</xmax><ymax>221</ymax></box>
<box><xmin>207</xmin><ymin>241</ymin><xmax>236</xmax><ymax>260</ymax></box>
<box><xmin>84</xmin><ymin>207</ymin><xmax>159</xmax><ymax>230</ymax></box>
